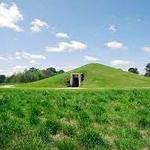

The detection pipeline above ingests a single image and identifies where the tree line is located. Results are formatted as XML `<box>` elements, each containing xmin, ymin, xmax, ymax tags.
<box><xmin>0</xmin><ymin>63</ymin><xmax>149</xmax><ymax>84</ymax></box>
<box><xmin>0</xmin><ymin>67</ymin><xmax>64</xmax><ymax>83</ymax></box>
<box><xmin>128</xmin><ymin>63</ymin><xmax>150</xmax><ymax>77</ymax></box>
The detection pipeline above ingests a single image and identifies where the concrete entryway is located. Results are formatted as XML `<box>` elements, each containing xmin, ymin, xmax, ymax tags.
<box><xmin>70</xmin><ymin>73</ymin><xmax>81</xmax><ymax>87</ymax></box>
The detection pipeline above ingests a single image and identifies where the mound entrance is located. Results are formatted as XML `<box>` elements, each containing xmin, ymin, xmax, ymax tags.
<box><xmin>70</xmin><ymin>73</ymin><xmax>84</xmax><ymax>87</ymax></box>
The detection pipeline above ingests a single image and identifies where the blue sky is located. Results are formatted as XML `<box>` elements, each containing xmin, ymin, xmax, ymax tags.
<box><xmin>0</xmin><ymin>0</ymin><xmax>150</xmax><ymax>75</ymax></box>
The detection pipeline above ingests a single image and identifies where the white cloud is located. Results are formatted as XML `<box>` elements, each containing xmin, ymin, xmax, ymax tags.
<box><xmin>84</xmin><ymin>55</ymin><xmax>99</xmax><ymax>61</ymax></box>
<box><xmin>143</xmin><ymin>46</ymin><xmax>150</xmax><ymax>53</ymax></box>
<box><xmin>111</xmin><ymin>60</ymin><xmax>131</xmax><ymax>66</ymax></box>
<box><xmin>111</xmin><ymin>59</ymin><xmax>133</xmax><ymax>70</ymax></box>
<box><xmin>0</xmin><ymin>69</ymin><xmax>6</xmax><ymax>74</ymax></box>
<box><xmin>0</xmin><ymin>56</ymin><xmax>7</xmax><ymax>61</ymax></box>
<box><xmin>13</xmin><ymin>65</ymin><xmax>27</xmax><ymax>72</ymax></box>
<box><xmin>0</xmin><ymin>51</ymin><xmax>46</xmax><ymax>75</ymax></box>
<box><xmin>0</xmin><ymin>52</ymin><xmax>46</xmax><ymax>64</ymax></box>
<box><xmin>106</xmin><ymin>41</ymin><xmax>124</xmax><ymax>49</ymax></box>
<box><xmin>15</xmin><ymin>52</ymin><xmax>46</xmax><ymax>61</ymax></box>
<box><xmin>63</xmin><ymin>65</ymin><xmax>77</xmax><ymax>71</ymax></box>
<box><xmin>108</xmin><ymin>24</ymin><xmax>118</xmax><ymax>32</ymax></box>
<box><xmin>56</xmin><ymin>32</ymin><xmax>69</xmax><ymax>38</ymax></box>
<box><xmin>46</xmin><ymin>40</ymin><xmax>87</xmax><ymax>52</ymax></box>
<box><xmin>14</xmin><ymin>51</ymin><xmax>46</xmax><ymax>65</ymax></box>
<box><xmin>0</xmin><ymin>3</ymin><xmax>23</xmax><ymax>32</ymax></box>
<box><xmin>30</xmin><ymin>19</ymin><xmax>48</xmax><ymax>32</ymax></box>
<box><xmin>29</xmin><ymin>60</ymin><xmax>37</xmax><ymax>64</ymax></box>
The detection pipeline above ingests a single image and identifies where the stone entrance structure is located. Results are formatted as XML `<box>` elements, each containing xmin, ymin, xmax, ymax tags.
<box><xmin>70</xmin><ymin>73</ymin><xmax>82</xmax><ymax>87</ymax></box>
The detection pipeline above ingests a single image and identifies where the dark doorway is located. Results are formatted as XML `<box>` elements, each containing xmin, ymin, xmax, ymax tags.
<box><xmin>72</xmin><ymin>76</ymin><xmax>79</xmax><ymax>87</ymax></box>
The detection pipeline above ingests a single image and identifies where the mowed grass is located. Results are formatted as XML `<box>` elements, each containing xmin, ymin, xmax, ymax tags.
<box><xmin>20</xmin><ymin>63</ymin><xmax>150</xmax><ymax>88</ymax></box>
<box><xmin>0</xmin><ymin>88</ymin><xmax>150</xmax><ymax>150</ymax></box>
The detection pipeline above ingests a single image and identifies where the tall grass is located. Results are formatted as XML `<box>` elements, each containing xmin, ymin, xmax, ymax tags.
<box><xmin>0</xmin><ymin>88</ymin><xmax>150</xmax><ymax>149</ymax></box>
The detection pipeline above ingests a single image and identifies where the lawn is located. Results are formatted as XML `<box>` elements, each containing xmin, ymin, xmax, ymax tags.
<box><xmin>0</xmin><ymin>88</ymin><xmax>150</xmax><ymax>149</ymax></box>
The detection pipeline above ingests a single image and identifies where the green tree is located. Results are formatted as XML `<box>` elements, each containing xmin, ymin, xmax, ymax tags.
<box><xmin>128</xmin><ymin>68</ymin><xmax>139</xmax><ymax>74</ymax></box>
<box><xmin>58</xmin><ymin>70</ymin><xmax>64</xmax><ymax>74</ymax></box>
<box><xmin>0</xmin><ymin>75</ymin><xmax>6</xmax><ymax>83</ymax></box>
<box><xmin>5</xmin><ymin>66</ymin><xmax>64</xmax><ymax>83</ymax></box>
<box><xmin>145</xmin><ymin>63</ymin><xmax>150</xmax><ymax>77</ymax></box>
<box><xmin>42</xmin><ymin>67</ymin><xmax>57</xmax><ymax>78</ymax></box>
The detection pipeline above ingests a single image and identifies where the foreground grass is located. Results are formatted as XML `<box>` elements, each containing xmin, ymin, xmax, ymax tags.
<box><xmin>0</xmin><ymin>88</ymin><xmax>150</xmax><ymax>149</ymax></box>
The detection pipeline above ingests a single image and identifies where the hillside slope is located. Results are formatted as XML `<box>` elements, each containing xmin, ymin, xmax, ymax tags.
<box><xmin>20</xmin><ymin>63</ymin><xmax>150</xmax><ymax>88</ymax></box>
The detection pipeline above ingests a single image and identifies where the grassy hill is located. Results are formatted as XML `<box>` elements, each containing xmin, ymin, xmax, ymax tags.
<box><xmin>19</xmin><ymin>63</ymin><xmax>150</xmax><ymax>88</ymax></box>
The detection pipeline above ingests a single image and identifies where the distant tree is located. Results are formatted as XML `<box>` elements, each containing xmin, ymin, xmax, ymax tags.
<box><xmin>128</xmin><ymin>68</ymin><xmax>139</xmax><ymax>74</ymax></box>
<box><xmin>0</xmin><ymin>75</ymin><xmax>6</xmax><ymax>83</ymax></box>
<box><xmin>49</xmin><ymin>67</ymin><xmax>57</xmax><ymax>73</ymax></box>
<box><xmin>5</xmin><ymin>66</ymin><xmax>64</xmax><ymax>83</ymax></box>
<box><xmin>145</xmin><ymin>63</ymin><xmax>150</xmax><ymax>77</ymax></box>
<box><xmin>6</xmin><ymin>74</ymin><xmax>16</xmax><ymax>83</ymax></box>
<box><xmin>43</xmin><ymin>67</ymin><xmax>57</xmax><ymax>78</ymax></box>
<box><xmin>58</xmin><ymin>70</ymin><xmax>64</xmax><ymax>74</ymax></box>
<box><xmin>28</xmin><ymin>67</ymin><xmax>38</xmax><ymax>72</ymax></box>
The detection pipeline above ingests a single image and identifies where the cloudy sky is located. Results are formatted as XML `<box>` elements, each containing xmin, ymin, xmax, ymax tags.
<box><xmin>0</xmin><ymin>0</ymin><xmax>150</xmax><ymax>75</ymax></box>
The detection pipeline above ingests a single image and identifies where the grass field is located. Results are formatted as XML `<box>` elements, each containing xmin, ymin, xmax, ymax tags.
<box><xmin>19</xmin><ymin>63</ymin><xmax>150</xmax><ymax>89</ymax></box>
<box><xmin>0</xmin><ymin>88</ymin><xmax>150</xmax><ymax>150</ymax></box>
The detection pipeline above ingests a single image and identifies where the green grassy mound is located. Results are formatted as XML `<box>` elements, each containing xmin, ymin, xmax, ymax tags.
<box><xmin>0</xmin><ymin>88</ymin><xmax>150</xmax><ymax>149</ymax></box>
<box><xmin>19</xmin><ymin>63</ymin><xmax>150</xmax><ymax>88</ymax></box>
